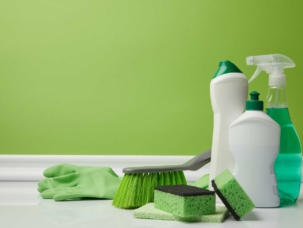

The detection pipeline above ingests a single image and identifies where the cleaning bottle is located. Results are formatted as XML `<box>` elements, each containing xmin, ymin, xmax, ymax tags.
<box><xmin>247</xmin><ymin>54</ymin><xmax>302</xmax><ymax>204</ymax></box>
<box><xmin>209</xmin><ymin>60</ymin><xmax>248</xmax><ymax>189</ymax></box>
<box><xmin>229</xmin><ymin>91</ymin><xmax>280</xmax><ymax>207</ymax></box>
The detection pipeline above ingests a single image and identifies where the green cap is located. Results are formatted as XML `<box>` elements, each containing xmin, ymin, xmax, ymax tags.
<box><xmin>246</xmin><ymin>91</ymin><xmax>263</xmax><ymax>111</ymax></box>
<box><xmin>213</xmin><ymin>60</ymin><xmax>242</xmax><ymax>79</ymax></box>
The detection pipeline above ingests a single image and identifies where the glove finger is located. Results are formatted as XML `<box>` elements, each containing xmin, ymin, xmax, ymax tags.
<box><xmin>37</xmin><ymin>186</ymin><xmax>45</xmax><ymax>193</ymax></box>
<box><xmin>38</xmin><ymin>172</ymin><xmax>79</xmax><ymax>192</ymax></box>
<box><xmin>38</xmin><ymin>178</ymin><xmax>53</xmax><ymax>193</ymax></box>
<box><xmin>41</xmin><ymin>187</ymin><xmax>70</xmax><ymax>199</ymax></box>
<box><xmin>53</xmin><ymin>188</ymin><xmax>87</xmax><ymax>201</ymax></box>
<box><xmin>43</xmin><ymin>163</ymin><xmax>78</xmax><ymax>178</ymax></box>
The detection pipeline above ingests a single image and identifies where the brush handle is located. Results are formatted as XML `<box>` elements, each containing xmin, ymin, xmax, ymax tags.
<box><xmin>123</xmin><ymin>149</ymin><xmax>211</xmax><ymax>174</ymax></box>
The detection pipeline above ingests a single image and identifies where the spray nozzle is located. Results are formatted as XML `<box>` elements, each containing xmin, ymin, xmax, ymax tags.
<box><xmin>246</xmin><ymin>54</ymin><xmax>295</xmax><ymax>87</ymax></box>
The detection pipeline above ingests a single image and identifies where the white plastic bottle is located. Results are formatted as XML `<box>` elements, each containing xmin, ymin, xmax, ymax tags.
<box><xmin>229</xmin><ymin>91</ymin><xmax>280</xmax><ymax>207</ymax></box>
<box><xmin>209</xmin><ymin>60</ymin><xmax>248</xmax><ymax>189</ymax></box>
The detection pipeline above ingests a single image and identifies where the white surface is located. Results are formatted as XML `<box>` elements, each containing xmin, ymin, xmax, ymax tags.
<box><xmin>209</xmin><ymin>72</ymin><xmax>248</xmax><ymax>188</ymax></box>
<box><xmin>0</xmin><ymin>181</ymin><xmax>302</xmax><ymax>228</ymax></box>
<box><xmin>230</xmin><ymin>110</ymin><xmax>280</xmax><ymax>207</ymax></box>
<box><xmin>0</xmin><ymin>154</ymin><xmax>209</xmax><ymax>182</ymax></box>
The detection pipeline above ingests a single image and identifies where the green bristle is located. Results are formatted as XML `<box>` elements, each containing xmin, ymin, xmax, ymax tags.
<box><xmin>112</xmin><ymin>171</ymin><xmax>188</xmax><ymax>209</ymax></box>
<box><xmin>138</xmin><ymin>173</ymin><xmax>145</xmax><ymax>207</ymax></box>
<box><xmin>128</xmin><ymin>173</ymin><xmax>143</xmax><ymax>208</ymax></box>
<box><xmin>140</xmin><ymin>173</ymin><xmax>147</xmax><ymax>203</ymax></box>
<box><xmin>164</xmin><ymin>172</ymin><xmax>171</xmax><ymax>185</ymax></box>
<box><xmin>171</xmin><ymin>172</ymin><xmax>177</xmax><ymax>185</ymax></box>
<box><xmin>150</xmin><ymin>172</ymin><xmax>159</xmax><ymax>201</ymax></box>
<box><xmin>159</xmin><ymin>172</ymin><xmax>165</xmax><ymax>186</ymax></box>
<box><xmin>124</xmin><ymin>173</ymin><xmax>136</xmax><ymax>208</ymax></box>
<box><xmin>141</xmin><ymin>173</ymin><xmax>150</xmax><ymax>204</ymax></box>
<box><xmin>151</xmin><ymin>172</ymin><xmax>159</xmax><ymax>188</ymax></box>
<box><xmin>148</xmin><ymin>173</ymin><xmax>154</xmax><ymax>202</ymax></box>
<box><xmin>136</xmin><ymin>174</ymin><xmax>143</xmax><ymax>207</ymax></box>
<box><xmin>178</xmin><ymin>171</ymin><xmax>187</xmax><ymax>185</ymax></box>
<box><xmin>117</xmin><ymin>173</ymin><xmax>131</xmax><ymax>206</ymax></box>
<box><xmin>112</xmin><ymin>173</ymin><xmax>132</xmax><ymax>208</ymax></box>
<box><xmin>174</xmin><ymin>171</ymin><xmax>181</xmax><ymax>184</ymax></box>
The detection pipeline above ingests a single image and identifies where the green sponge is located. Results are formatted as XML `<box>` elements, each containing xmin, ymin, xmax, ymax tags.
<box><xmin>211</xmin><ymin>169</ymin><xmax>255</xmax><ymax>220</ymax></box>
<box><xmin>133</xmin><ymin>203</ymin><xmax>229</xmax><ymax>223</ymax></box>
<box><xmin>154</xmin><ymin>185</ymin><xmax>215</xmax><ymax>217</ymax></box>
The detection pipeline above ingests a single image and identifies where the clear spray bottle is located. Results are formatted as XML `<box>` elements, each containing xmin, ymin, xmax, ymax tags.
<box><xmin>247</xmin><ymin>54</ymin><xmax>302</xmax><ymax>204</ymax></box>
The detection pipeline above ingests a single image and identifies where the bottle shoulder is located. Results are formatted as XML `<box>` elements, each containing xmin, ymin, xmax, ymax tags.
<box><xmin>230</xmin><ymin>111</ymin><xmax>280</xmax><ymax>129</ymax></box>
<box><xmin>210</xmin><ymin>72</ymin><xmax>247</xmax><ymax>84</ymax></box>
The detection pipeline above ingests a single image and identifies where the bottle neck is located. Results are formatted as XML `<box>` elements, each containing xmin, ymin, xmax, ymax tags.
<box><xmin>266</xmin><ymin>86</ymin><xmax>291</xmax><ymax>126</ymax></box>
<box><xmin>266</xmin><ymin>86</ymin><xmax>288</xmax><ymax>109</ymax></box>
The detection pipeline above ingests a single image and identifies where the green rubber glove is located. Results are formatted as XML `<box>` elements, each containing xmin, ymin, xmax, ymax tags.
<box><xmin>38</xmin><ymin>164</ymin><xmax>121</xmax><ymax>201</ymax></box>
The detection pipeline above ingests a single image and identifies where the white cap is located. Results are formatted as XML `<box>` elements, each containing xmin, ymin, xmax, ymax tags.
<box><xmin>269</xmin><ymin>73</ymin><xmax>286</xmax><ymax>87</ymax></box>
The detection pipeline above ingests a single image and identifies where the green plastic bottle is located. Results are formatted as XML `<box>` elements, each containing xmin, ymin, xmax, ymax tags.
<box><xmin>246</xmin><ymin>54</ymin><xmax>302</xmax><ymax>204</ymax></box>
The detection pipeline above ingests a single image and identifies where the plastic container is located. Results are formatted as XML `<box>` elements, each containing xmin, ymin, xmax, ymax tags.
<box><xmin>230</xmin><ymin>91</ymin><xmax>280</xmax><ymax>207</ymax></box>
<box><xmin>247</xmin><ymin>54</ymin><xmax>302</xmax><ymax>204</ymax></box>
<box><xmin>209</xmin><ymin>60</ymin><xmax>248</xmax><ymax>189</ymax></box>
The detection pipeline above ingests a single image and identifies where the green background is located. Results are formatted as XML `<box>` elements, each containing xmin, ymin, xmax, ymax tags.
<box><xmin>0</xmin><ymin>0</ymin><xmax>302</xmax><ymax>155</ymax></box>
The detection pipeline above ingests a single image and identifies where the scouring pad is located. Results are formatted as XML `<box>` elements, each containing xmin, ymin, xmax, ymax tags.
<box><xmin>154</xmin><ymin>185</ymin><xmax>215</xmax><ymax>217</ymax></box>
<box><xmin>133</xmin><ymin>203</ymin><xmax>229</xmax><ymax>223</ymax></box>
<box><xmin>211</xmin><ymin>169</ymin><xmax>255</xmax><ymax>220</ymax></box>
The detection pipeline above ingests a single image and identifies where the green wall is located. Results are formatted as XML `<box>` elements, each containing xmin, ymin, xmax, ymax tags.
<box><xmin>0</xmin><ymin>0</ymin><xmax>302</xmax><ymax>155</ymax></box>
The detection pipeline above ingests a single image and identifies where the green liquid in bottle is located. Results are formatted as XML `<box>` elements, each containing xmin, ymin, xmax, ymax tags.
<box><xmin>266</xmin><ymin>108</ymin><xmax>302</xmax><ymax>204</ymax></box>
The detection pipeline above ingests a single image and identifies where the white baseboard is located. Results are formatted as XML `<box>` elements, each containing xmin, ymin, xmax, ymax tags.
<box><xmin>0</xmin><ymin>155</ymin><xmax>210</xmax><ymax>182</ymax></box>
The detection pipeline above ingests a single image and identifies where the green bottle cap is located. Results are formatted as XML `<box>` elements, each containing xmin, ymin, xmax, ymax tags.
<box><xmin>246</xmin><ymin>91</ymin><xmax>263</xmax><ymax>111</ymax></box>
<box><xmin>213</xmin><ymin>60</ymin><xmax>242</xmax><ymax>79</ymax></box>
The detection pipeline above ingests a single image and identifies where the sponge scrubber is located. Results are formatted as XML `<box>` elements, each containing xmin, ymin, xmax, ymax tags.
<box><xmin>133</xmin><ymin>203</ymin><xmax>229</xmax><ymax>223</ymax></box>
<box><xmin>154</xmin><ymin>185</ymin><xmax>215</xmax><ymax>217</ymax></box>
<box><xmin>211</xmin><ymin>169</ymin><xmax>255</xmax><ymax>220</ymax></box>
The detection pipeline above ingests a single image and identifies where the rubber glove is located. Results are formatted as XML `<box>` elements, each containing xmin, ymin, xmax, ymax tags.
<box><xmin>38</xmin><ymin>164</ymin><xmax>121</xmax><ymax>201</ymax></box>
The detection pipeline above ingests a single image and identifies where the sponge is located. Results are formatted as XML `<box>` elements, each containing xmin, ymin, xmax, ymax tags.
<box><xmin>154</xmin><ymin>185</ymin><xmax>215</xmax><ymax>217</ymax></box>
<box><xmin>211</xmin><ymin>169</ymin><xmax>255</xmax><ymax>220</ymax></box>
<box><xmin>133</xmin><ymin>203</ymin><xmax>229</xmax><ymax>223</ymax></box>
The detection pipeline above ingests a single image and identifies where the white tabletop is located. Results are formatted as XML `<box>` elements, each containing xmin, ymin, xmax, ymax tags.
<box><xmin>0</xmin><ymin>181</ymin><xmax>302</xmax><ymax>228</ymax></box>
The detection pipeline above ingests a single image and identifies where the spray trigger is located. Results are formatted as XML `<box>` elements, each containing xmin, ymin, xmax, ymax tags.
<box><xmin>246</xmin><ymin>54</ymin><xmax>295</xmax><ymax>87</ymax></box>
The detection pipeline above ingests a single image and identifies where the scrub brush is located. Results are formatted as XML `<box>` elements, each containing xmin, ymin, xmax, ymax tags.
<box><xmin>112</xmin><ymin>149</ymin><xmax>211</xmax><ymax>209</ymax></box>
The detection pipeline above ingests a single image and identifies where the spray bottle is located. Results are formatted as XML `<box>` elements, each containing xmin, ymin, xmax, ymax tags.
<box><xmin>209</xmin><ymin>61</ymin><xmax>248</xmax><ymax>189</ymax></box>
<box><xmin>247</xmin><ymin>54</ymin><xmax>302</xmax><ymax>204</ymax></box>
